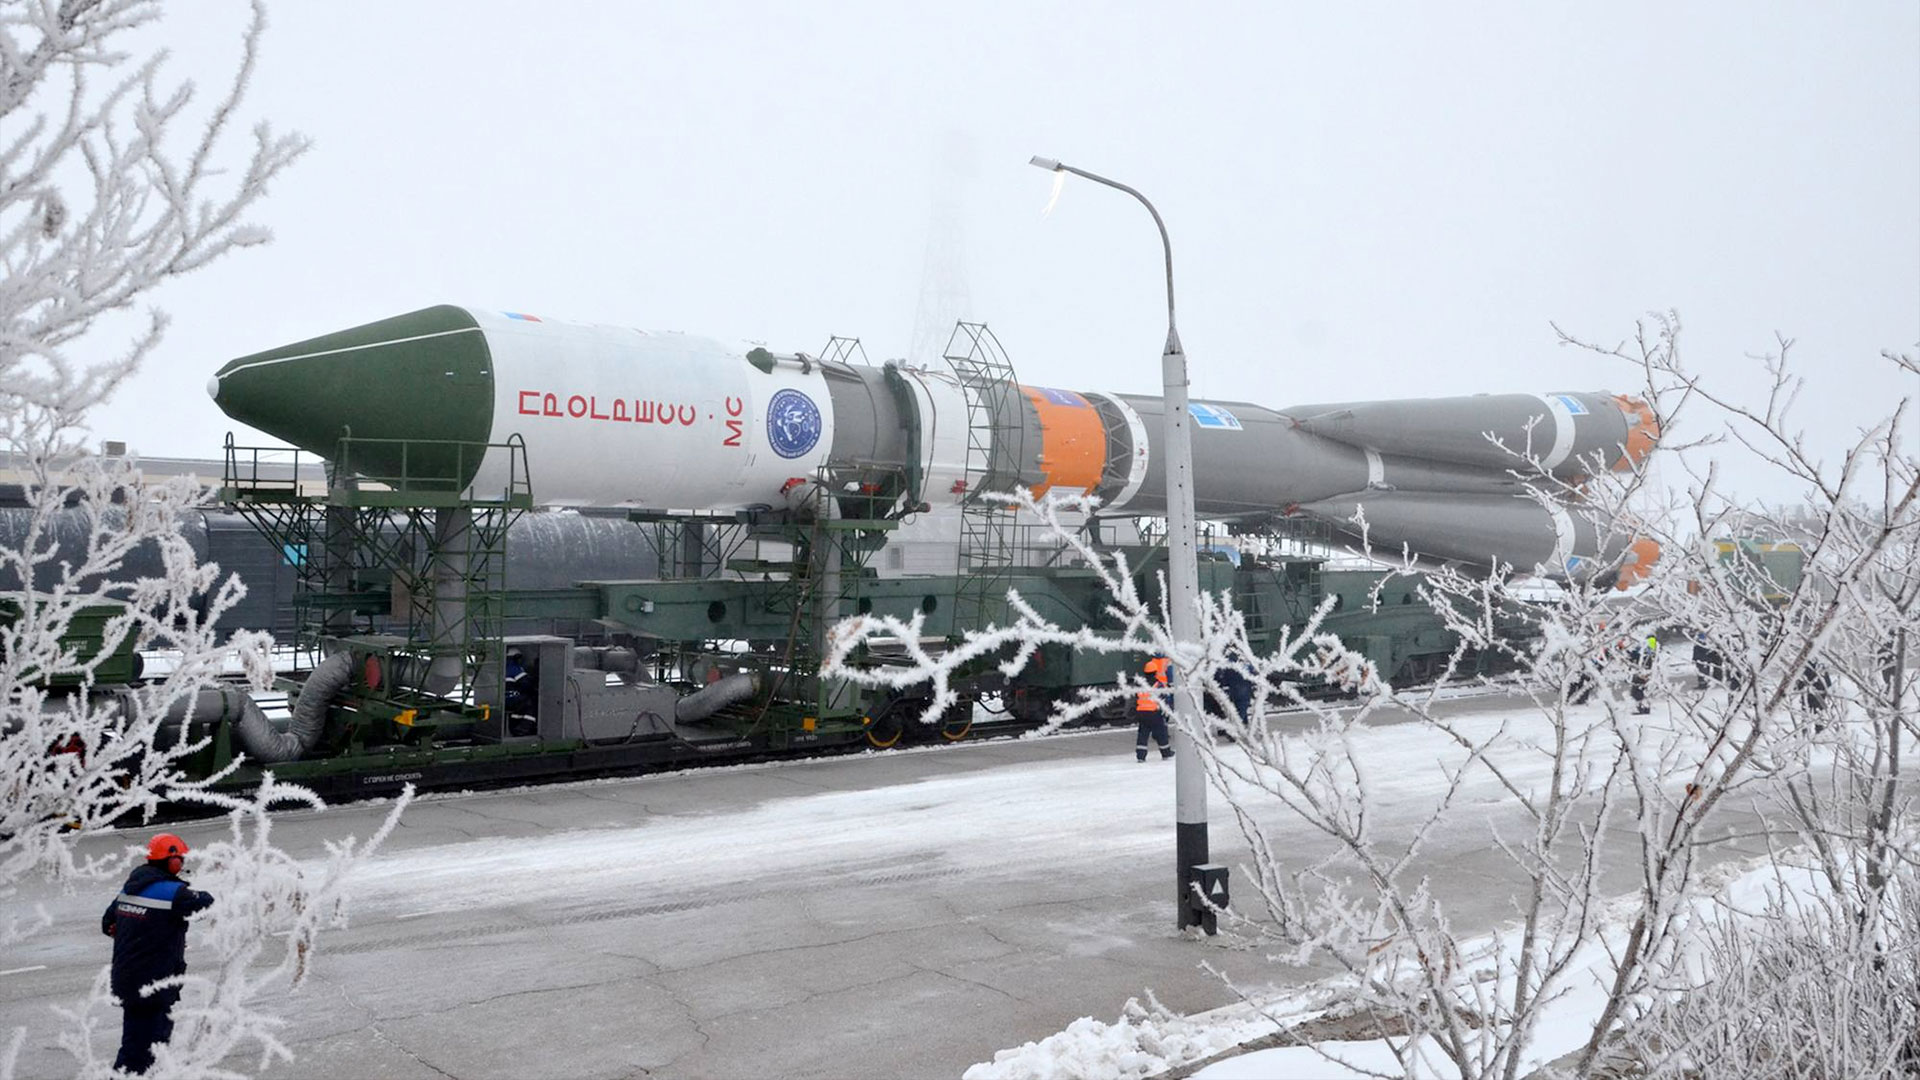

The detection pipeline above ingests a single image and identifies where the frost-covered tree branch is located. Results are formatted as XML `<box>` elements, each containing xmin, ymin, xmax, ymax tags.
<box><xmin>2</xmin><ymin>0</ymin><xmax>308</xmax><ymax>925</ymax></box>
<box><xmin>875</xmin><ymin>315</ymin><xmax>1920</xmax><ymax>1079</ymax></box>
<box><xmin>822</xmin><ymin>488</ymin><xmax>1372</xmax><ymax>735</ymax></box>
<box><xmin>47</xmin><ymin>781</ymin><xmax>413</xmax><ymax>1080</ymax></box>
<box><xmin>0</xmin><ymin>4</ymin><xmax>404</xmax><ymax>1077</ymax></box>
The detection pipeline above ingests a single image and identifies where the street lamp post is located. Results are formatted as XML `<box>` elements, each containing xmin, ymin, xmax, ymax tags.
<box><xmin>1029</xmin><ymin>155</ymin><xmax>1224</xmax><ymax>934</ymax></box>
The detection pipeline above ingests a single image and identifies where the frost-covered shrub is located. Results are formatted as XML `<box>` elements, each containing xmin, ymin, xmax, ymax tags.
<box><xmin>1630</xmin><ymin>873</ymin><xmax>1920</xmax><ymax>1080</ymax></box>
<box><xmin>1</xmin><ymin>3</ymin><xmax>407</xmax><ymax>1076</ymax></box>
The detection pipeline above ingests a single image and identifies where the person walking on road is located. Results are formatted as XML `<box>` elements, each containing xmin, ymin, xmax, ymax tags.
<box><xmin>102</xmin><ymin>833</ymin><xmax>214</xmax><ymax>1074</ymax></box>
<box><xmin>1629</xmin><ymin>633</ymin><xmax>1658</xmax><ymax>715</ymax></box>
<box><xmin>1136</xmin><ymin>655</ymin><xmax>1175</xmax><ymax>762</ymax></box>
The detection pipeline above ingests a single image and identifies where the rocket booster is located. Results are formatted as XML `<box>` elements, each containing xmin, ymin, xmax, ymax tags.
<box><xmin>208</xmin><ymin>305</ymin><xmax>1661</xmax><ymax>580</ymax></box>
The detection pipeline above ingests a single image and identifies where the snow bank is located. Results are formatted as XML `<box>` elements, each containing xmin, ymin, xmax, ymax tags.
<box><xmin>972</xmin><ymin>854</ymin><xmax>1813</xmax><ymax>1080</ymax></box>
<box><xmin>1196</xmin><ymin>855</ymin><xmax>1808</xmax><ymax>1079</ymax></box>
<box><xmin>962</xmin><ymin>995</ymin><xmax>1284</xmax><ymax>1080</ymax></box>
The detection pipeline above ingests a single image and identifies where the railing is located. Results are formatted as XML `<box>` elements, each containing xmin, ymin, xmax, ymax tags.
<box><xmin>223</xmin><ymin>433</ymin><xmax>534</xmax><ymax>508</ymax></box>
<box><xmin>221</xmin><ymin>434</ymin><xmax>326</xmax><ymax>499</ymax></box>
<box><xmin>331</xmin><ymin>434</ymin><xmax>531</xmax><ymax>506</ymax></box>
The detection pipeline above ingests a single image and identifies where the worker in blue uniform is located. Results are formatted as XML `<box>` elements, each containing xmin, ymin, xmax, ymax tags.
<box><xmin>102</xmin><ymin>833</ymin><xmax>214</xmax><ymax>1074</ymax></box>
<box><xmin>505</xmin><ymin>648</ymin><xmax>538</xmax><ymax>736</ymax></box>
<box><xmin>1218</xmin><ymin>650</ymin><xmax>1254</xmax><ymax>726</ymax></box>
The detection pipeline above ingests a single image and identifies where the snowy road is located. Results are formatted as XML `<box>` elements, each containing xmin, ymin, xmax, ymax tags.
<box><xmin>2</xmin><ymin>690</ymin><xmax>1767</xmax><ymax>1078</ymax></box>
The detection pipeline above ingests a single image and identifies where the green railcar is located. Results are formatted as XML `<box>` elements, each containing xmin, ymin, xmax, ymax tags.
<box><xmin>0</xmin><ymin>594</ymin><xmax>142</xmax><ymax>686</ymax></box>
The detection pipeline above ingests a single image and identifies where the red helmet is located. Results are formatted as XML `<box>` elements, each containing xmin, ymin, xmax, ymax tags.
<box><xmin>146</xmin><ymin>833</ymin><xmax>189</xmax><ymax>861</ymax></box>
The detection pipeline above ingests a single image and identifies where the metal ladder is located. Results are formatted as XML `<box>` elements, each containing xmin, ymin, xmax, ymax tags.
<box><xmin>943</xmin><ymin>322</ymin><xmax>1023</xmax><ymax>634</ymax></box>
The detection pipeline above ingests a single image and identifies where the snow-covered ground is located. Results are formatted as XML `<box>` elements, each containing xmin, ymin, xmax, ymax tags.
<box><xmin>965</xmin><ymin>657</ymin><xmax>1834</xmax><ymax>1079</ymax></box>
<box><xmin>3</xmin><ymin>680</ymin><xmax>1774</xmax><ymax>1078</ymax></box>
<box><xmin>971</xmin><ymin>853</ymin><xmax>1816</xmax><ymax>1080</ymax></box>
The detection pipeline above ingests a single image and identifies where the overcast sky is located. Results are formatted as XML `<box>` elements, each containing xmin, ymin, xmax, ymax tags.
<box><xmin>90</xmin><ymin>2</ymin><xmax>1919</xmax><ymax>505</ymax></box>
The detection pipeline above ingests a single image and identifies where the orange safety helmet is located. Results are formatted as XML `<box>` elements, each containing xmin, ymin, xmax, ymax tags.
<box><xmin>146</xmin><ymin>833</ymin><xmax>189</xmax><ymax>861</ymax></box>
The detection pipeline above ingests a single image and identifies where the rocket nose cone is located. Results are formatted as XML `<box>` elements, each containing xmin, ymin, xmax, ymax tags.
<box><xmin>211</xmin><ymin>305</ymin><xmax>493</xmax><ymax>464</ymax></box>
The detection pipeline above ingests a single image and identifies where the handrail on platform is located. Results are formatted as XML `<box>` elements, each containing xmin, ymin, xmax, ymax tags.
<box><xmin>222</xmin><ymin>433</ymin><xmax>321</xmax><ymax>497</ymax></box>
<box><xmin>220</xmin><ymin>433</ymin><xmax>533</xmax><ymax>507</ymax></box>
<box><xmin>331</xmin><ymin>433</ymin><xmax>532</xmax><ymax>506</ymax></box>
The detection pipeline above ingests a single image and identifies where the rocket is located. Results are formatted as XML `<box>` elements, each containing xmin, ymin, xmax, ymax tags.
<box><xmin>208</xmin><ymin>305</ymin><xmax>1661</xmax><ymax>583</ymax></box>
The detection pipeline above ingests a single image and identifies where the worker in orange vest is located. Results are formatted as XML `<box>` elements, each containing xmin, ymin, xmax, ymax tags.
<box><xmin>1135</xmin><ymin>655</ymin><xmax>1175</xmax><ymax>762</ymax></box>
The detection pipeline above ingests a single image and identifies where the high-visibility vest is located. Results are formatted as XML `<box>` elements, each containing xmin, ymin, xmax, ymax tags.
<box><xmin>1137</xmin><ymin>657</ymin><xmax>1171</xmax><ymax>712</ymax></box>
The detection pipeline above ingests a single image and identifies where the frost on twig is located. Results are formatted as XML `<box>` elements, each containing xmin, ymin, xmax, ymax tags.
<box><xmin>883</xmin><ymin>317</ymin><xmax>1920</xmax><ymax>1079</ymax></box>
<box><xmin>51</xmin><ymin>781</ymin><xmax>414</xmax><ymax>1080</ymax></box>
<box><xmin>821</xmin><ymin>487</ymin><xmax>1366</xmax><ymax>733</ymax></box>
<box><xmin>0</xmin><ymin>4</ymin><xmax>403</xmax><ymax>1077</ymax></box>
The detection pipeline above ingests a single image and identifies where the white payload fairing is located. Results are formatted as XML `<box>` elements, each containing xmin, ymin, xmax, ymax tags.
<box><xmin>209</xmin><ymin>305</ymin><xmax>1661</xmax><ymax>583</ymax></box>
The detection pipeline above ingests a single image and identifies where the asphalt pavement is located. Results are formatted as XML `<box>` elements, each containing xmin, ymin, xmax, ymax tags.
<box><xmin>1</xmin><ymin>691</ymin><xmax>1754</xmax><ymax>1079</ymax></box>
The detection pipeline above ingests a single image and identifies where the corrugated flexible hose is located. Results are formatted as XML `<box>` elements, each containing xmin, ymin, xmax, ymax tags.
<box><xmin>232</xmin><ymin>651</ymin><xmax>353</xmax><ymax>763</ymax></box>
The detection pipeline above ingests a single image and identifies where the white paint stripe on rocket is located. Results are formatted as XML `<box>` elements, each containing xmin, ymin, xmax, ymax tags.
<box><xmin>1547</xmin><ymin>503</ymin><xmax>1577</xmax><ymax>568</ymax></box>
<box><xmin>1085</xmin><ymin>392</ymin><xmax>1151</xmax><ymax>512</ymax></box>
<box><xmin>1365</xmin><ymin>448</ymin><xmax>1385</xmax><ymax>488</ymax></box>
<box><xmin>900</xmin><ymin>371</ymin><xmax>942</xmax><ymax>504</ymax></box>
<box><xmin>215</xmin><ymin>326</ymin><xmax>484</xmax><ymax>380</ymax></box>
<box><xmin>1534</xmin><ymin>393</ymin><xmax>1577</xmax><ymax>470</ymax></box>
<box><xmin>898</xmin><ymin>366</ymin><xmax>970</xmax><ymax>509</ymax></box>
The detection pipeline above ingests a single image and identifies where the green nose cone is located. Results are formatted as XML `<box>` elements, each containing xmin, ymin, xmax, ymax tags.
<box><xmin>210</xmin><ymin>305</ymin><xmax>496</xmax><ymax>489</ymax></box>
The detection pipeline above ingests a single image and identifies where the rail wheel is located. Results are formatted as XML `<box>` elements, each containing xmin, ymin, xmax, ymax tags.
<box><xmin>865</xmin><ymin>705</ymin><xmax>905</xmax><ymax>749</ymax></box>
<box><xmin>938</xmin><ymin>701</ymin><xmax>973</xmax><ymax>742</ymax></box>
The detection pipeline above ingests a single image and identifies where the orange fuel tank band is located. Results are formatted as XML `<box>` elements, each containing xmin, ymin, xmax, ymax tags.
<box><xmin>1019</xmin><ymin>385</ymin><xmax>1107</xmax><ymax>499</ymax></box>
<box><xmin>1611</xmin><ymin>395</ymin><xmax>1659</xmax><ymax>471</ymax></box>
<box><xmin>1615</xmin><ymin>537</ymin><xmax>1662</xmax><ymax>589</ymax></box>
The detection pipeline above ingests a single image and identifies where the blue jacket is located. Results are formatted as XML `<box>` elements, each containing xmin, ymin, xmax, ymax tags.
<box><xmin>101</xmin><ymin>863</ymin><xmax>214</xmax><ymax>1006</ymax></box>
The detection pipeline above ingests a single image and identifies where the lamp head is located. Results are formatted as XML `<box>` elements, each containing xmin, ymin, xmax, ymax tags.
<box><xmin>1028</xmin><ymin>156</ymin><xmax>1062</xmax><ymax>171</ymax></box>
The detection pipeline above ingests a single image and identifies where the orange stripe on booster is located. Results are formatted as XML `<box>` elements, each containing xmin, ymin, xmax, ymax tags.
<box><xmin>1615</xmin><ymin>537</ymin><xmax>1661</xmax><ymax>590</ymax></box>
<box><xmin>1611</xmin><ymin>395</ymin><xmax>1660</xmax><ymax>471</ymax></box>
<box><xmin>1019</xmin><ymin>385</ymin><xmax>1107</xmax><ymax>499</ymax></box>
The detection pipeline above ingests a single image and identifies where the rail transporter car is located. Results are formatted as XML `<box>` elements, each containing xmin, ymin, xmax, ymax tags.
<box><xmin>5</xmin><ymin>489</ymin><xmax>1531</xmax><ymax>805</ymax></box>
<box><xmin>22</xmin><ymin>306</ymin><xmax>1664</xmax><ymax>800</ymax></box>
<box><xmin>121</xmin><ymin>444</ymin><xmax>1531</xmax><ymax>802</ymax></box>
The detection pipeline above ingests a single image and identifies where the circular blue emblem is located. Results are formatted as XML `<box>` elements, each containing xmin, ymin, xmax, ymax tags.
<box><xmin>765</xmin><ymin>388</ymin><xmax>823</xmax><ymax>459</ymax></box>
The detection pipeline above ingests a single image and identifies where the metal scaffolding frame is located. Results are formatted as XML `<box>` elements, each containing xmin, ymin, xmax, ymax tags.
<box><xmin>221</xmin><ymin>434</ymin><xmax>531</xmax><ymax>718</ymax></box>
<box><xmin>943</xmin><ymin>321</ymin><xmax>1023</xmax><ymax>634</ymax></box>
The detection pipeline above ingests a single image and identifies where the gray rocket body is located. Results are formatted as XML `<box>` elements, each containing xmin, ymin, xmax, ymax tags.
<box><xmin>1288</xmin><ymin>391</ymin><xmax>1638</xmax><ymax>477</ymax></box>
<box><xmin>207</xmin><ymin>306</ymin><xmax>1661</xmax><ymax>581</ymax></box>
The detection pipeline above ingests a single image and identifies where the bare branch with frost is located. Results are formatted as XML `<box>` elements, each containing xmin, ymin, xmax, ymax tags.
<box><xmin>50</xmin><ymin>782</ymin><xmax>414</xmax><ymax>1080</ymax></box>
<box><xmin>945</xmin><ymin>318</ymin><xmax>1920</xmax><ymax>1079</ymax></box>
<box><xmin>0</xmin><ymin>4</ymin><xmax>405</xmax><ymax>1078</ymax></box>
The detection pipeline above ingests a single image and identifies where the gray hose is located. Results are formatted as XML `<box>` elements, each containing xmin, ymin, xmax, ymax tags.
<box><xmin>9</xmin><ymin>680</ymin><xmax>336</xmax><ymax>765</ymax></box>
<box><xmin>674</xmin><ymin>672</ymin><xmax>759</xmax><ymax>722</ymax></box>
<box><xmin>236</xmin><ymin>651</ymin><xmax>353</xmax><ymax>763</ymax></box>
<box><xmin>154</xmin><ymin>687</ymin><xmax>253</xmax><ymax>752</ymax></box>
